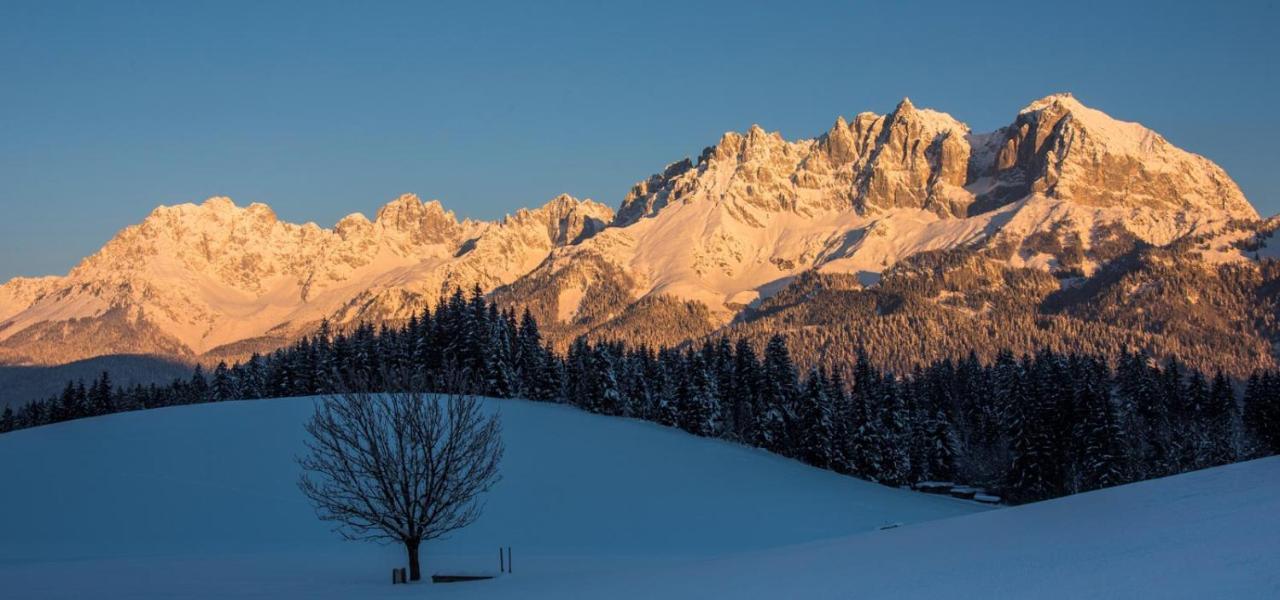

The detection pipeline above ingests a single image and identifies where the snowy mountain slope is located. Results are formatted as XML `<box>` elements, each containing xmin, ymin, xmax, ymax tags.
<box><xmin>0</xmin><ymin>194</ymin><xmax>611</xmax><ymax>364</ymax></box>
<box><xmin>0</xmin><ymin>396</ymin><xmax>984</xmax><ymax>598</ymax></box>
<box><xmin>0</xmin><ymin>93</ymin><xmax>1262</xmax><ymax>366</ymax></box>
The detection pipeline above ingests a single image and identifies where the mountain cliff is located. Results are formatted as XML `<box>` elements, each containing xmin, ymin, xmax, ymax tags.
<box><xmin>0</xmin><ymin>94</ymin><xmax>1267</xmax><ymax>368</ymax></box>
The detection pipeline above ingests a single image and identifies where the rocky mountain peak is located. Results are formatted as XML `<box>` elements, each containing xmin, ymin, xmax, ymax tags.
<box><xmin>975</xmin><ymin>94</ymin><xmax>1256</xmax><ymax>218</ymax></box>
<box><xmin>505</xmin><ymin>194</ymin><xmax>614</xmax><ymax>246</ymax></box>
<box><xmin>374</xmin><ymin>194</ymin><xmax>461</xmax><ymax>245</ymax></box>
<box><xmin>334</xmin><ymin>212</ymin><xmax>373</xmax><ymax>238</ymax></box>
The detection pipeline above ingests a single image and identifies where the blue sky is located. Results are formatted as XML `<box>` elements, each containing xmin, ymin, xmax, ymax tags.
<box><xmin>1</xmin><ymin>0</ymin><xmax>1276</xmax><ymax>280</ymax></box>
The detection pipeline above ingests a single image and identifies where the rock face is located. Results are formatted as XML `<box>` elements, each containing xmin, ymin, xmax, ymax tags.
<box><xmin>972</xmin><ymin>94</ymin><xmax>1254</xmax><ymax>216</ymax></box>
<box><xmin>0</xmin><ymin>93</ymin><xmax>1263</xmax><ymax>366</ymax></box>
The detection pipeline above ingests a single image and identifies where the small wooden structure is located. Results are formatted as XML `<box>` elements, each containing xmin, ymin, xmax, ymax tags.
<box><xmin>391</xmin><ymin>567</ymin><xmax>408</xmax><ymax>584</ymax></box>
<box><xmin>429</xmin><ymin>546</ymin><xmax>511</xmax><ymax>584</ymax></box>
<box><xmin>431</xmin><ymin>574</ymin><xmax>494</xmax><ymax>584</ymax></box>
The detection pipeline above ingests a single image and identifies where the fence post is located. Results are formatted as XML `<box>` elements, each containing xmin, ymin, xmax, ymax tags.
<box><xmin>499</xmin><ymin>547</ymin><xmax>505</xmax><ymax>573</ymax></box>
<box><xmin>507</xmin><ymin>546</ymin><xmax>512</xmax><ymax>574</ymax></box>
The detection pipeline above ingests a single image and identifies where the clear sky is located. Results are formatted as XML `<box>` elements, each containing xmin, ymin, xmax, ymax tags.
<box><xmin>1</xmin><ymin>0</ymin><xmax>1276</xmax><ymax>280</ymax></box>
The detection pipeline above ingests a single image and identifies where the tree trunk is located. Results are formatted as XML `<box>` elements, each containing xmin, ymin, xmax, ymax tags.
<box><xmin>406</xmin><ymin>539</ymin><xmax>422</xmax><ymax>582</ymax></box>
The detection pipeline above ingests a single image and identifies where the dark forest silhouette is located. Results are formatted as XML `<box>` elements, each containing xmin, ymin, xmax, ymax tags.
<box><xmin>4</xmin><ymin>286</ymin><xmax>1279</xmax><ymax>504</ymax></box>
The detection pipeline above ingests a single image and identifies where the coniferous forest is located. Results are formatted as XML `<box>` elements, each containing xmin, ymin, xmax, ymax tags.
<box><xmin>4</xmin><ymin>286</ymin><xmax>1279</xmax><ymax>504</ymax></box>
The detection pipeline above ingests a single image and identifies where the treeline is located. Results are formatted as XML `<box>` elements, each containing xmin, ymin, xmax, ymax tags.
<box><xmin>4</xmin><ymin>287</ymin><xmax>1279</xmax><ymax>504</ymax></box>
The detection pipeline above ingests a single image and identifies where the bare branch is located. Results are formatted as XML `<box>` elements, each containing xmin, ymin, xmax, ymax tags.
<box><xmin>296</xmin><ymin>369</ymin><xmax>504</xmax><ymax>580</ymax></box>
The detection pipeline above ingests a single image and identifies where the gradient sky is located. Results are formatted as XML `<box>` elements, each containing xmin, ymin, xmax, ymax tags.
<box><xmin>1</xmin><ymin>0</ymin><xmax>1277</xmax><ymax>280</ymax></box>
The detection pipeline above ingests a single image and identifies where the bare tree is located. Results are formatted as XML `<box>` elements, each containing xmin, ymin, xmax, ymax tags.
<box><xmin>297</xmin><ymin>382</ymin><xmax>503</xmax><ymax>581</ymax></box>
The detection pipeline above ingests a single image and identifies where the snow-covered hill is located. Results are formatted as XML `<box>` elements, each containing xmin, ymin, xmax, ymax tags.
<box><xmin>0</xmin><ymin>396</ymin><xmax>983</xmax><ymax>598</ymax></box>
<box><xmin>0</xmin><ymin>93</ymin><xmax>1261</xmax><ymax>366</ymax></box>
<box><xmin>1</xmin><ymin>398</ymin><xmax>1275</xmax><ymax>598</ymax></box>
<box><xmin>506</xmin><ymin>456</ymin><xmax>1280</xmax><ymax>599</ymax></box>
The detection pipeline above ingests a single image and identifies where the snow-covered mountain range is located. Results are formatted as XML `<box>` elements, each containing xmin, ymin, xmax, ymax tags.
<box><xmin>0</xmin><ymin>93</ymin><xmax>1267</xmax><ymax>366</ymax></box>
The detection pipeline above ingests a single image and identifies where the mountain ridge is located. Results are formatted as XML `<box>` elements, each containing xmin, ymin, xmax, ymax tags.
<box><xmin>0</xmin><ymin>93</ymin><xmax>1268</xmax><ymax>368</ymax></box>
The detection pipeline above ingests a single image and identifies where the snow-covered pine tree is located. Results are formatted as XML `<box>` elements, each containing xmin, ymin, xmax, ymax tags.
<box><xmin>1008</xmin><ymin>356</ymin><xmax>1059</xmax><ymax>503</ymax></box>
<box><xmin>212</xmin><ymin>361</ymin><xmax>236</xmax><ymax>401</ymax></box>
<box><xmin>533</xmin><ymin>343</ymin><xmax>564</xmax><ymax>403</ymax></box>
<box><xmin>710</xmin><ymin>338</ymin><xmax>735</xmax><ymax>435</ymax></box>
<box><xmin>1242</xmin><ymin>372</ymin><xmax>1280</xmax><ymax>457</ymax></box>
<box><xmin>1160</xmin><ymin>359</ymin><xmax>1192</xmax><ymax>474</ymax></box>
<box><xmin>757</xmin><ymin>335</ymin><xmax>797</xmax><ymax>454</ymax></box>
<box><xmin>188</xmin><ymin>364</ymin><xmax>210</xmax><ymax>404</ymax></box>
<box><xmin>484</xmin><ymin>308</ymin><xmax>517</xmax><ymax>398</ymax></box>
<box><xmin>877</xmin><ymin>374</ymin><xmax>911</xmax><ymax>486</ymax></box>
<box><xmin>564</xmin><ymin>338</ymin><xmax>591</xmax><ymax>409</ymax></box>
<box><xmin>515</xmin><ymin>309</ymin><xmax>543</xmax><ymax>398</ymax></box>
<box><xmin>921</xmin><ymin>408</ymin><xmax>959</xmax><ymax>483</ymax></box>
<box><xmin>1079</xmin><ymin>382</ymin><xmax>1126</xmax><ymax>492</ymax></box>
<box><xmin>88</xmin><ymin>371</ymin><xmax>114</xmax><ymax>416</ymax></box>
<box><xmin>796</xmin><ymin>369</ymin><xmax>835</xmax><ymax>469</ymax></box>
<box><xmin>55</xmin><ymin>380</ymin><xmax>83</xmax><ymax>422</ymax></box>
<box><xmin>1205</xmin><ymin>371</ymin><xmax>1238</xmax><ymax>467</ymax></box>
<box><xmin>677</xmin><ymin>352</ymin><xmax>720</xmax><ymax>437</ymax></box>
<box><xmin>826</xmin><ymin>369</ymin><xmax>853</xmax><ymax>474</ymax></box>
<box><xmin>654</xmin><ymin>348</ymin><xmax>681</xmax><ymax>427</ymax></box>
<box><xmin>729</xmin><ymin>338</ymin><xmax>760</xmax><ymax>443</ymax></box>
<box><xmin>242</xmin><ymin>353</ymin><xmax>267</xmax><ymax>400</ymax></box>
<box><xmin>590</xmin><ymin>344</ymin><xmax>624</xmax><ymax>415</ymax></box>
<box><xmin>1118</xmin><ymin>351</ymin><xmax>1169</xmax><ymax>479</ymax></box>
<box><xmin>1184</xmin><ymin>369</ymin><xmax>1212</xmax><ymax>470</ymax></box>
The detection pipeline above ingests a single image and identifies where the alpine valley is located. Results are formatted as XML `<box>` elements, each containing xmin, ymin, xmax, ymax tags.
<box><xmin>2</xmin><ymin>93</ymin><xmax>1277</xmax><ymax>389</ymax></box>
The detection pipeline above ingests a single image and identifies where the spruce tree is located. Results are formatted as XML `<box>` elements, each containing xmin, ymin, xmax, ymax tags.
<box><xmin>516</xmin><ymin>309</ymin><xmax>544</xmax><ymax>397</ymax></box>
<box><xmin>1008</xmin><ymin>357</ymin><xmax>1058</xmax><ymax>502</ymax></box>
<box><xmin>729</xmin><ymin>338</ymin><xmax>760</xmax><ymax>443</ymax></box>
<box><xmin>757</xmin><ymin>335</ymin><xmax>796</xmax><ymax>454</ymax></box>
<box><xmin>590</xmin><ymin>344</ymin><xmax>624</xmax><ymax>415</ymax></box>
<box><xmin>1242</xmin><ymin>372</ymin><xmax>1279</xmax><ymax>456</ymax></box>
<box><xmin>1205</xmin><ymin>371</ymin><xmax>1238</xmax><ymax>467</ymax></box>
<box><xmin>212</xmin><ymin>361</ymin><xmax>236</xmax><ymax>401</ymax></box>
<box><xmin>56</xmin><ymin>381</ymin><xmax>82</xmax><ymax>422</ymax></box>
<box><xmin>89</xmin><ymin>372</ymin><xmax>114</xmax><ymax>416</ymax></box>
<box><xmin>826</xmin><ymin>370</ymin><xmax>854</xmax><ymax>474</ymax></box>
<box><xmin>0</xmin><ymin>406</ymin><xmax>14</xmax><ymax>433</ymax></box>
<box><xmin>1184</xmin><ymin>370</ymin><xmax>1211</xmax><ymax>469</ymax></box>
<box><xmin>189</xmin><ymin>365</ymin><xmax>210</xmax><ymax>404</ymax></box>
<box><xmin>921</xmin><ymin>408</ymin><xmax>958</xmax><ymax>482</ymax></box>
<box><xmin>1079</xmin><ymin>383</ymin><xmax>1125</xmax><ymax>491</ymax></box>
<box><xmin>677</xmin><ymin>353</ymin><xmax>719</xmax><ymax>436</ymax></box>
<box><xmin>796</xmin><ymin>369</ymin><xmax>835</xmax><ymax>468</ymax></box>
<box><xmin>878</xmin><ymin>374</ymin><xmax>912</xmax><ymax>486</ymax></box>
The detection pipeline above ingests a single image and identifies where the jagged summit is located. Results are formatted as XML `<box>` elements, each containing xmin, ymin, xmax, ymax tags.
<box><xmin>978</xmin><ymin>94</ymin><xmax>1256</xmax><ymax>217</ymax></box>
<box><xmin>0</xmin><ymin>94</ymin><xmax>1265</xmax><ymax>366</ymax></box>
